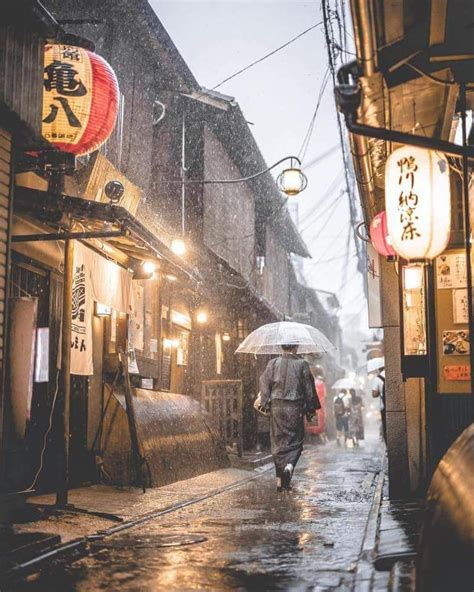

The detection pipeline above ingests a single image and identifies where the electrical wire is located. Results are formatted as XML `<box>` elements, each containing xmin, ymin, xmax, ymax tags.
<box><xmin>404</xmin><ymin>61</ymin><xmax>474</xmax><ymax>89</ymax></box>
<box><xmin>309</xmin><ymin>251</ymin><xmax>357</xmax><ymax>265</ymax></box>
<box><xmin>320</xmin><ymin>0</ymin><xmax>366</xmax><ymax>290</ymax></box>
<box><xmin>211</xmin><ymin>21</ymin><xmax>324</xmax><ymax>91</ymax></box>
<box><xmin>26</xmin><ymin>369</ymin><xmax>60</xmax><ymax>492</ymax></box>
<box><xmin>298</xmin><ymin>67</ymin><xmax>331</xmax><ymax>163</ymax></box>
<box><xmin>303</xmin><ymin>144</ymin><xmax>340</xmax><ymax>170</ymax></box>
<box><xmin>299</xmin><ymin>185</ymin><xmax>345</xmax><ymax>234</ymax></box>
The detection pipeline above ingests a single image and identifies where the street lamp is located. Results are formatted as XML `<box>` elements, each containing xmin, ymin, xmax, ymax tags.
<box><xmin>183</xmin><ymin>155</ymin><xmax>308</xmax><ymax>197</ymax></box>
<box><xmin>276</xmin><ymin>161</ymin><xmax>308</xmax><ymax>196</ymax></box>
<box><xmin>172</xmin><ymin>115</ymin><xmax>307</xmax><ymax>256</ymax></box>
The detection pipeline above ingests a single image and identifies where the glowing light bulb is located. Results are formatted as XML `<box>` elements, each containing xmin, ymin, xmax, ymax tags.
<box><xmin>142</xmin><ymin>260</ymin><xmax>156</xmax><ymax>274</ymax></box>
<box><xmin>196</xmin><ymin>310</ymin><xmax>208</xmax><ymax>324</ymax></box>
<box><xmin>171</xmin><ymin>238</ymin><xmax>186</xmax><ymax>256</ymax></box>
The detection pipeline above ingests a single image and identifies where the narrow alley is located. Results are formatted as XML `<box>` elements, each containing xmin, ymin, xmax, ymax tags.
<box><xmin>1</xmin><ymin>2</ymin><xmax>473</xmax><ymax>590</ymax></box>
<box><xmin>5</xmin><ymin>434</ymin><xmax>385</xmax><ymax>592</ymax></box>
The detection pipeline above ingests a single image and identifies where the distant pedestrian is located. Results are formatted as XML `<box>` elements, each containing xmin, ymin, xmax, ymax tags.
<box><xmin>333</xmin><ymin>390</ymin><xmax>347</xmax><ymax>446</ymax></box>
<box><xmin>348</xmin><ymin>388</ymin><xmax>365</xmax><ymax>447</ymax></box>
<box><xmin>371</xmin><ymin>367</ymin><xmax>386</xmax><ymax>444</ymax></box>
<box><xmin>260</xmin><ymin>344</ymin><xmax>320</xmax><ymax>491</ymax></box>
<box><xmin>342</xmin><ymin>389</ymin><xmax>353</xmax><ymax>446</ymax></box>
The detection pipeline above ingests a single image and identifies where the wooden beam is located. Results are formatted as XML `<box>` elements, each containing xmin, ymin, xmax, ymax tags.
<box><xmin>429</xmin><ymin>0</ymin><xmax>448</xmax><ymax>46</ymax></box>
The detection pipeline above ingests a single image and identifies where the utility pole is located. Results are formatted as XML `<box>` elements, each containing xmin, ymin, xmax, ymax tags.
<box><xmin>56</xmin><ymin>238</ymin><xmax>74</xmax><ymax>507</ymax></box>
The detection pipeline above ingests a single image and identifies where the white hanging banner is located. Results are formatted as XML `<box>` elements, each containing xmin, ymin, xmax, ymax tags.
<box><xmin>71</xmin><ymin>242</ymin><xmax>133</xmax><ymax>375</ymax></box>
<box><xmin>71</xmin><ymin>242</ymin><xmax>94</xmax><ymax>375</ymax></box>
<box><xmin>90</xmin><ymin>254</ymin><xmax>131</xmax><ymax>313</ymax></box>
<box><xmin>367</xmin><ymin>243</ymin><xmax>382</xmax><ymax>328</ymax></box>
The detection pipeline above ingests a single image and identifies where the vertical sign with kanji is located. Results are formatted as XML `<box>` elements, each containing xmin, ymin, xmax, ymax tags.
<box><xmin>71</xmin><ymin>243</ymin><xmax>93</xmax><ymax>375</ymax></box>
<box><xmin>42</xmin><ymin>45</ymin><xmax>92</xmax><ymax>148</ymax></box>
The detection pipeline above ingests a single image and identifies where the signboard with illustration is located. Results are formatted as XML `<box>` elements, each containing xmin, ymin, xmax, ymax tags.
<box><xmin>442</xmin><ymin>331</ymin><xmax>470</xmax><ymax>356</ymax></box>
<box><xmin>436</xmin><ymin>253</ymin><xmax>467</xmax><ymax>289</ymax></box>
<box><xmin>434</xmin><ymin>248</ymin><xmax>471</xmax><ymax>394</ymax></box>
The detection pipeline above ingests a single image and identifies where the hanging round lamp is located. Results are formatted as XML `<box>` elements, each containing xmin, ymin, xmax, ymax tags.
<box><xmin>276</xmin><ymin>163</ymin><xmax>308</xmax><ymax>196</ymax></box>
<box><xmin>42</xmin><ymin>44</ymin><xmax>119</xmax><ymax>156</ymax></box>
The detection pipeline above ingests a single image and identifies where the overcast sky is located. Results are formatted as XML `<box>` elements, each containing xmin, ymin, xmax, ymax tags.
<box><xmin>152</xmin><ymin>0</ymin><xmax>368</xmax><ymax>327</ymax></box>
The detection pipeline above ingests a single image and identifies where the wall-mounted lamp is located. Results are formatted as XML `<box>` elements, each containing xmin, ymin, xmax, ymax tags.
<box><xmin>142</xmin><ymin>260</ymin><xmax>157</xmax><ymax>275</ymax></box>
<box><xmin>222</xmin><ymin>332</ymin><xmax>231</xmax><ymax>342</ymax></box>
<box><xmin>196</xmin><ymin>310</ymin><xmax>209</xmax><ymax>324</ymax></box>
<box><xmin>401</xmin><ymin>262</ymin><xmax>428</xmax><ymax>377</ymax></box>
<box><xmin>133</xmin><ymin>260</ymin><xmax>158</xmax><ymax>280</ymax></box>
<box><xmin>171</xmin><ymin>238</ymin><xmax>186</xmax><ymax>256</ymax></box>
<box><xmin>181</xmin><ymin>155</ymin><xmax>308</xmax><ymax>198</ymax></box>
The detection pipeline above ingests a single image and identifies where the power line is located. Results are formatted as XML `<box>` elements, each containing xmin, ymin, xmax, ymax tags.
<box><xmin>298</xmin><ymin>66</ymin><xmax>331</xmax><ymax>163</ymax></box>
<box><xmin>212</xmin><ymin>21</ymin><xmax>324</xmax><ymax>91</ymax></box>
<box><xmin>298</xmin><ymin>176</ymin><xmax>344</xmax><ymax>233</ymax></box>
<box><xmin>303</xmin><ymin>144</ymin><xmax>340</xmax><ymax>169</ymax></box>
<box><xmin>299</xmin><ymin>190</ymin><xmax>344</xmax><ymax>237</ymax></box>
<box><xmin>309</xmin><ymin>200</ymin><xmax>350</xmax><ymax>265</ymax></box>
<box><xmin>321</xmin><ymin>0</ymin><xmax>366</xmax><ymax>292</ymax></box>
<box><xmin>304</xmin><ymin>250</ymin><xmax>357</xmax><ymax>268</ymax></box>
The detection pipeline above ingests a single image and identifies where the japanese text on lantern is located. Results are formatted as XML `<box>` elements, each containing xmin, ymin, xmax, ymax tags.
<box><xmin>397</xmin><ymin>156</ymin><xmax>420</xmax><ymax>242</ymax></box>
<box><xmin>42</xmin><ymin>45</ymin><xmax>92</xmax><ymax>144</ymax></box>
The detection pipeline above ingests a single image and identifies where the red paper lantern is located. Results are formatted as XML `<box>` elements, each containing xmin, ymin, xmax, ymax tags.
<box><xmin>370</xmin><ymin>211</ymin><xmax>396</xmax><ymax>258</ymax></box>
<box><xmin>42</xmin><ymin>44</ymin><xmax>119</xmax><ymax>156</ymax></box>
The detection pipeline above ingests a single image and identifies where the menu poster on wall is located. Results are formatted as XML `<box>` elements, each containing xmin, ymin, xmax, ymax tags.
<box><xmin>443</xmin><ymin>365</ymin><xmax>471</xmax><ymax>381</ymax></box>
<box><xmin>436</xmin><ymin>253</ymin><xmax>467</xmax><ymax>289</ymax></box>
<box><xmin>453</xmin><ymin>289</ymin><xmax>469</xmax><ymax>324</ymax></box>
<box><xmin>442</xmin><ymin>330</ymin><xmax>470</xmax><ymax>356</ymax></box>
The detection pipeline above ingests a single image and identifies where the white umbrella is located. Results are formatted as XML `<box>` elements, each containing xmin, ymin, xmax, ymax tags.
<box><xmin>367</xmin><ymin>357</ymin><xmax>385</xmax><ymax>373</ymax></box>
<box><xmin>235</xmin><ymin>321</ymin><xmax>335</xmax><ymax>355</ymax></box>
<box><xmin>331</xmin><ymin>378</ymin><xmax>358</xmax><ymax>390</ymax></box>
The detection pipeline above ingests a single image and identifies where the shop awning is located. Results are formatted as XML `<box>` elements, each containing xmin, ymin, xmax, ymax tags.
<box><xmin>13</xmin><ymin>187</ymin><xmax>203</xmax><ymax>284</ymax></box>
<box><xmin>344</xmin><ymin>0</ymin><xmax>474</xmax><ymax>221</ymax></box>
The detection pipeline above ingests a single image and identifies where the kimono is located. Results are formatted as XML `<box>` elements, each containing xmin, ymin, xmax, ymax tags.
<box><xmin>260</xmin><ymin>353</ymin><xmax>319</xmax><ymax>477</ymax></box>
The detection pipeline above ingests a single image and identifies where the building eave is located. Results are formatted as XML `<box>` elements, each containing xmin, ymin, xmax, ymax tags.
<box><xmin>189</xmin><ymin>89</ymin><xmax>311</xmax><ymax>258</ymax></box>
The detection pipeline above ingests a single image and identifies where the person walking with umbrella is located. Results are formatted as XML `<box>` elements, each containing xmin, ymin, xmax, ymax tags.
<box><xmin>259</xmin><ymin>344</ymin><xmax>320</xmax><ymax>491</ymax></box>
<box><xmin>236</xmin><ymin>321</ymin><xmax>334</xmax><ymax>492</ymax></box>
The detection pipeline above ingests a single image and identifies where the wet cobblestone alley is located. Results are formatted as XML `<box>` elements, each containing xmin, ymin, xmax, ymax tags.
<box><xmin>10</xmin><ymin>431</ymin><xmax>385</xmax><ymax>592</ymax></box>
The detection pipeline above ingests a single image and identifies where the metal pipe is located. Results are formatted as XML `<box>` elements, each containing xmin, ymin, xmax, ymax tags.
<box><xmin>459</xmin><ymin>84</ymin><xmax>474</xmax><ymax>408</ymax></box>
<box><xmin>56</xmin><ymin>238</ymin><xmax>74</xmax><ymax>507</ymax></box>
<box><xmin>12</xmin><ymin>230</ymin><xmax>124</xmax><ymax>242</ymax></box>
<box><xmin>349</xmin><ymin>132</ymin><xmax>377</xmax><ymax>222</ymax></box>
<box><xmin>346</xmin><ymin>114</ymin><xmax>474</xmax><ymax>158</ymax></box>
<box><xmin>180</xmin><ymin>156</ymin><xmax>303</xmax><ymax>185</ymax></box>
<box><xmin>349</xmin><ymin>0</ymin><xmax>377</xmax><ymax>76</ymax></box>
<box><xmin>181</xmin><ymin>113</ymin><xmax>186</xmax><ymax>235</ymax></box>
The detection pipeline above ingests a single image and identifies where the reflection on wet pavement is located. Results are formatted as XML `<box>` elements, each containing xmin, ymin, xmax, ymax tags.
<box><xmin>13</xmin><ymin>434</ymin><xmax>382</xmax><ymax>592</ymax></box>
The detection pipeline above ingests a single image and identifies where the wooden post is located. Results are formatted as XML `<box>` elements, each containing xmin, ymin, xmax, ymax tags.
<box><xmin>56</xmin><ymin>238</ymin><xmax>74</xmax><ymax>507</ymax></box>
